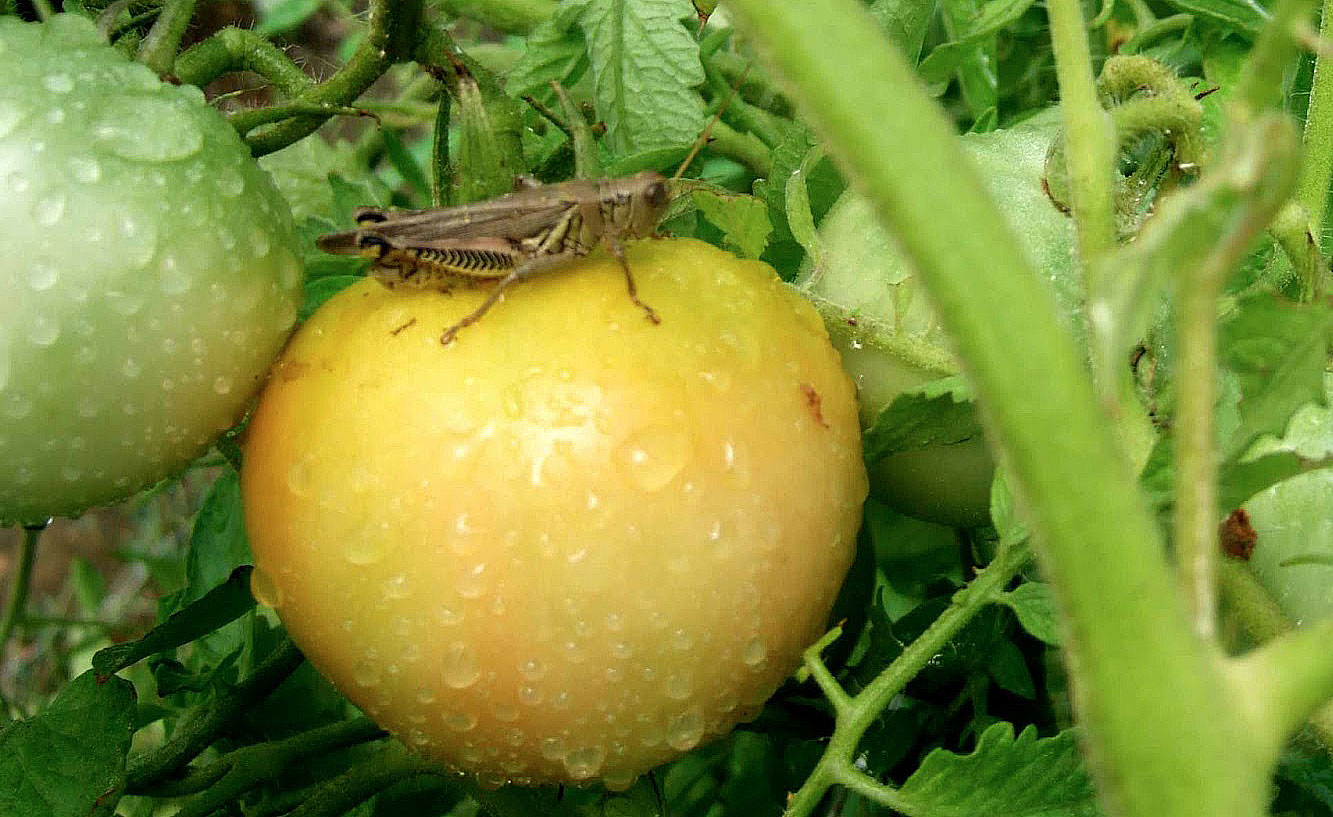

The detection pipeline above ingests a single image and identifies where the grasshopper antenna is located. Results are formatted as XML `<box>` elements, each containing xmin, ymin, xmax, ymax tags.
<box><xmin>672</xmin><ymin>61</ymin><xmax>753</xmax><ymax>182</ymax></box>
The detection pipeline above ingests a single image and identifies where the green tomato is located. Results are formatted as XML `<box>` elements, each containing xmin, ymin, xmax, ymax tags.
<box><xmin>799</xmin><ymin>114</ymin><xmax>1080</xmax><ymax>526</ymax></box>
<box><xmin>1244</xmin><ymin>374</ymin><xmax>1333</xmax><ymax>623</ymax></box>
<box><xmin>0</xmin><ymin>15</ymin><xmax>302</xmax><ymax>523</ymax></box>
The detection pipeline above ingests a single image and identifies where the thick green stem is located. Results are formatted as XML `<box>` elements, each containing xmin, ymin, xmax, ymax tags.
<box><xmin>727</xmin><ymin>2</ymin><xmax>1267</xmax><ymax>815</ymax></box>
<box><xmin>1227</xmin><ymin>618</ymin><xmax>1333</xmax><ymax>760</ymax></box>
<box><xmin>0</xmin><ymin>524</ymin><xmax>44</xmax><ymax>718</ymax></box>
<box><xmin>436</xmin><ymin>0</ymin><xmax>555</xmax><ymax>33</ymax></box>
<box><xmin>1046</xmin><ymin>0</ymin><xmax>1117</xmax><ymax>281</ymax></box>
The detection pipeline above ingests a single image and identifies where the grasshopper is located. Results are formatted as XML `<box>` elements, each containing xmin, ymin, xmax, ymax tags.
<box><xmin>316</xmin><ymin>171</ymin><xmax>670</xmax><ymax>345</ymax></box>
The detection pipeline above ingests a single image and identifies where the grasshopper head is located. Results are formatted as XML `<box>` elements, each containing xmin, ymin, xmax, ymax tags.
<box><xmin>624</xmin><ymin>171</ymin><xmax>669</xmax><ymax>238</ymax></box>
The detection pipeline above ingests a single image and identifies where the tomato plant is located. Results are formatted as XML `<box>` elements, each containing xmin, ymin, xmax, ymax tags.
<box><xmin>0</xmin><ymin>14</ymin><xmax>302</xmax><ymax>523</ymax></box>
<box><xmin>6</xmin><ymin>1</ymin><xmax>1333</xmax><ymax>817</ymax></box>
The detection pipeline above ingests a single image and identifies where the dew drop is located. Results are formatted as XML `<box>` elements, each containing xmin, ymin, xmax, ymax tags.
<box><xmin>540</xmin><ymin>736</ymin><xmax>566</xmax><ymax>760</ymax></box>
<box><xmin>352</xmin><ymin>660</ymin><xmax>381</xmax><ymax>687</ymax></box>
<box><xmin>443</xmin><ymin>642</ymin><xmax>481</xmax><ymax>689</ymax></box>
<box><xmin>3</xmin><ymin>392</ymin><xmax>32</xmax><ymax>419</ymax></box>
<box><xmin>69</xmin><ymin>155</ymin><xmax>101</xmax><ymax>183</ymax></box>
<box><xmin>665</xmin><ymin>673</ymin><xmax>693</xmax><ymax>701</ymax></box>
<box><xmin>611</xmin><ymin>641</ymin><xmax>633</xmax><ymax>659</ymax></box>
<box><xmin>436</xmin><ymin>603</ymin><xmax>464</xmax><ymax>626</ymax></box>
<box><xmin>519</xmin><ymin>658</ymin><xmax>545</xmax><ymax>680</ymax></box>
<box><xmin>215</xmin><ymin>164</ymin><xmax>245</xmax><ymax>197</ymax></box>
<box><xmin>159</xmin><ymin>254</ymin><xmax>192</xmax><ymax>294</ymax></box>
<box><xmin>743</xmin><ymin>636</ymin><xmax>768</xmax><ymax>667</ymax></box>
<box><xmin>443</xmin><ymin>709</ymin><xmax>478</xmax><ymax>732</ymax></box>
<box><xmin>249</xmin><ymin>227</ymin><xmax>271</xmax><ymax>258</ymax></box>
<box><xmin>494</xmin><ymin>703</ymin><xmax>518</xmax><ymax>722</ymax></box>
<box><xmin>285</xmin><ymin>461</ymin><xmax>312</xmax><ymax>497</ymax></box>
<box><xmin>26</xmin><ymin>315</ymin><xmax>59</xmax><ymax>347</ymax></box>
<box><xmin>59</xmin><ymin>464</ymin><xmax>83</xmax><ymax>482</ymax></box>
<box><xmin>43</xmin><ymin>73</ymin><xmax>74</xmax><ymax>93</ymax></box>
<box><xmin>667</xmin><ymin>708</ymin><xmax>705</xmax><ymax>751</ymax></box>
<box><xmin>212</xmin><ymin>375</ymin><xmax>233</xmax><ymax>395</ymax></box>
<box><xmin>0</xmin><ymin>99</ymin><xmax>23</xmax><ymax>139</ymax></box>
<box><xmin>457</xmin><ymin>562</ymin><xmax>488</xmax><ymax>599</ymax></box>
<box><xmin>518</xmin><ymin>685</ymin><xmax>543</xmax><ymax>705</ymax></box>
<box><xmin>33</xmin><ymin>192</ymin><xmax>66</xmax><ymax>226</ymax></box>
<box><xmin>27</xmin><ymin>263</ymin><xmax>57</xmax><ymax>291</ymax></box>
<box><xmin>382</xmin><ymin>574</ymin><xmax>410</xmax><ymax>599</ymax></box>
<box><xmin>5</xmin><ymin>170</ymin><xmax>29</xmax><ymax>194</ymax></box>
<box><xmin>415</xmin><ymin>688</ymin><xmax>437</xmax><ymax>705</ymax></box>
<box><xmin>121</xmin><ymin>357</ymin><xmax>142</xmax><ymax>378</ymax></box>
<box><xmin>76</xmin><ymin>396</ymin><xmax>98</xmax><ymax>418</ymax></box>
<box><xmin>562</xmin><ymin>746</ymin><xmax>606</xmax><ymax>781</ymax></box>
<box><xmin>345</xmin><ymin>529</ymin><xmax>387</xmax><ymax>566</ymax></box>
<box><xmin>617</xmin><ymin>424</ymin><xmax>692</xmax><ymax>492</ymax></box>
<box><xmin>95</xmin><ymin>96</ymin><xmax>203</xmax><ymax>161</ymax></box>
<box><xmin>670</xmin><ymin>628</ymin><xmax>693</xmax><ymax>651</ymax></box>
<box><xmin>249</xmin><ymin>567</ymin><xmax>284</xmax><ymax>608</ymax></box>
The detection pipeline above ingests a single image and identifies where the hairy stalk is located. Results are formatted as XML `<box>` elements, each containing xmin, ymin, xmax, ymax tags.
<box><xmin>136</xmin><ymin>0</ymin><xmax>195</xmax><ymax>75</ymax></box>
<box><xmin>1298</xmin><ymin>0</ymin><xmax>1333</xmax><ymax>267</ymax></box>
<box><xmin>436</xmin><ymin>0</ymin><xmax>555</xmax><ymax>34</ymax></box>
<box><xmin>1045</xmin><ymin>0</ymin><xmax>1117</xmax><ymax>282</ymax></box>
<box><xmin>175</xmin><ymin>27</ymin><xmax>315</xmax><ymax>95</ymax></box>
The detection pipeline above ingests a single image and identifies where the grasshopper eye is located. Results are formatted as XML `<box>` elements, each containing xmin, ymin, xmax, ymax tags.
<box><xmin>356</xmin><ymin>234</ymin><xmax>392</xmax><ymax>259</ymax></box>
<box><xmin>644</xmin><ymin>180</ymin><xmax>668</xmax><ymax>209</ymax></box>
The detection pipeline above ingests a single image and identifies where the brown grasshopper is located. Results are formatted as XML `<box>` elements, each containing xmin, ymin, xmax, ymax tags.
<box><xmin>316</xmin><ymin>171</ymin><xmax>670</xmax><ymax>345</ymax></box>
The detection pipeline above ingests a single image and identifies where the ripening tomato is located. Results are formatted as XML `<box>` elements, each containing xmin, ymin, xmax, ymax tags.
<box><xmin>241</xmin><ymin>239</ymin><xmax>866</xmax><ymax>788</ymax></box>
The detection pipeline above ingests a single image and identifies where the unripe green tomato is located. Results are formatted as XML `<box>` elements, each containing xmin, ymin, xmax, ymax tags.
<box><xmin>0</xmin><ymin>15</ymin><xmax>302</xmax><ymax>523</ymax></box>
<box><xmin>800</xmin><ymin>115</ymin><xmax>1079</xmax><ymax>526</ymax></box>
<box><xmin>241</xmin><ymin>239</ymin><xmax>867</xmax><ymax>788</ymax></box>
<box><xmin>1244</xmin><ymin>374</ymin><xmax>1333</xmax><ymax>623</ymax></box>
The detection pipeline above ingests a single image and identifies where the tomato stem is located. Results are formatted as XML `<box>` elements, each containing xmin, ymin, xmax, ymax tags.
<box><xmin>0</xmin><ymin>523</ymin><xmax>44</xmax><ymax>720</ymax></box>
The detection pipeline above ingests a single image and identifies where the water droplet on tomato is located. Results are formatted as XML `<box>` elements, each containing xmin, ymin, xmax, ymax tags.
<box><xmin>602</xmin><ymin>770</ymin><xmax>637</xmax><ymax>791</ymax></box>
<box><xmin>3</xmin><ymin>392</ymin><xmax>32</xmax><ymax>419</ymax></box>
<box><xmin>443</xmin><ymin>642</ymin><xmax>480</xmax><ymax>688</ymax></box>
<box><xmin>667</xmin><ymin>708</ymin><xmax>705</xmax><ymax>751</ymax></box>
<box><xmin>250</xmin><ymin>567</ymin><xmax>283</xmax><ymax>608</ymax></box>
<box><xmin>94</xmin><ymin>96</ymin><xmax>203</xmax><ymax>162</ymax></box>
<box><xmin>617</xmin><ymin>424</ymin><xmax>692</xmax><ymax>492</ymax></box>
<box><xmin>456</xmin><ymin>562</ymin><xmax>488</xmax><ymax>599</ymax></box>
<box><xmin>27</xmin><ymin>263</ymin><xmax>56</xmax><ymax>291</ymax></box>
<box><xmin>26</xmin><ymin>315</ymin><xmax>59</xmax><ymax>347</ymax></box>
<box><xmin>443</xmin><ymin>709</ymin><xmax>478</xmax><ymax>732</ymax></box>
<box><xmin>212</xmin><ymin>376</ymin><xmax>232</xmax><ymax>395</ymax></box>
<box><xmin>352</xmin><ymin>660</ymin><xmax>381</xmax><ymax>687</ymax></box>
<box><xmin>539</xmin><ymin>736</ymin><xmax>566</xmax><ymax>760</ymax></box>
<box><xmin>494</xmin><ymin>703</ymin><xmax>518</xmax><ymax>722</ymax></box>
<box><xmin>33</xmin><ymin>193</ymin><xmax>65</xmax><ymax>226</ymax></box>
<box><xmin>159</xmin><ymin>253</ymin><xmax>192</xmax><ymax>294</ymax></box>
<box><xmin>518</xmin><ymin>685</ymin><xmax>543</xmax><ymax>705</ymax></box>
<box><xmin>43</xmin><ymin>73</ymin><xmax>73</xmax><ymax>93</ymax></box>
<box><xmin>0</xmin><ymin>100</ymin><xmax>24</xmax><ymax>139</ymax></box>
<box><xmin>743</xmin><ymin>636</ymin><xmax>768</xmax><ymax>667</ymax></box>
<box><xmin>665</xmin><ymin>673</ymin><xmax>693</xmax><ymax>700</ymax></box>
<box><xmin>562</xmin><ymin>746</ymin><xmax>606</xmax><ymax>780</ymax></box>
<box><xmin>382</xmin><ymin>574</ymin><xmax>410</xmax><ymax>599</ymax></box>
<box><xmin>436</xmin><ymin>603</ymin><xmax>463</xmax><ymax>625</ymax></box>
<box><xmin>69</xmin><ymin>155</ymin><xmax>100</xmax><ymax>183</ymax></box>
<box><xmin>345</xmin><ymin>527</ymin><xmax>387</xmax><ymax>565</ymax></box>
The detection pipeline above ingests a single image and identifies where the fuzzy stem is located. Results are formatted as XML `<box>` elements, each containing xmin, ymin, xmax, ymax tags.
<box><xmin>0</xmin><ymin>524</ymin><xmax>44</xmax><ymax>718</ymax></box>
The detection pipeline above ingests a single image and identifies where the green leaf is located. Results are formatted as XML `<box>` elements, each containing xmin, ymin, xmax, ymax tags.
<box><xmin>255</xmin><ymin>0</ymin><xmax>325</xmax><ymax>35</ymax></box>
<box><xmin>870</xmin><ymin>0</ymin><xmax>939</xmax><ymax>64</ymax></box>
<box><xmin>1220</xmin><ymin>450</ymin><xmax>1333</xmax><ymax>511</ymax></box>
<box><xmin>505</xmin><ymin>0</ymin><xmax>591</xmax><ymax>100</ymax></box>
<box><xmin>303</xmin><ymin>274</ymin><xmax>362</xmax><ymax>319</ymax></box>
<box><xmin>862</xmin><ymin>376</ymin><xmax>981</xmax><ymax>462</ymax></box>
<box><xmin>1158</xmin><ymin>0</ymin><xmax>1267</xmax><ymax>33</ymax></box>
<box><xmin>577</xmin><ymin>0</ymin><xmax>706</xmax><ymax>154</ymax></box>
<box><xmin>0</xmin><ymin>671</ymin><xmax>136</xmax><ymax>817</ymax></box>
<box><xmin>381</xmin><ymin>130</ymin><xmax>431</xmax><ymax>205</ymax></box>
<box><xmin>987</xmin><ymin>638</ymin><xmax>1036</xmax><ymax>698</ymax></box>
<box><xmin>1220</xmin><ymin>294</ymin><xmax>1333</xmax><ymax>460</ymax></box>
<box><xmin>93</xmin><ymin>566</ymin><xmax>256</xmax><ymax>678</ymax></box>
<box><xmin>690</xmin><ymin>189</ymin><xmax>771</xmax><ymax>258</ymax></box>
<box><xmin>918</xmin><ymin>0</ymin><xmax>1038</xmax><ymax>85</ymax></box>
<box><xmin>1000</xmin><ymin>582</ymin><xmax>1061</xmax><ymax>645</ymax></box>
<box><xmin>899</xmin><ymin>723</ymin><xmax>1101</xmax><ymax>816</ymax></box>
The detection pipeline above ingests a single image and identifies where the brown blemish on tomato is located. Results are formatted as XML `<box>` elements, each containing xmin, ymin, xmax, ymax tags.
<box><xmin>278</xmin><ymin>361</ymin><xmax>311</xmax><ymax>383</ymax></box>
<box><xmin>800</xmin><ymin>384</ymin><xmax>829</xmax><ymax>428</ymax></box>
<box><xmin>1220</xmin><ymin>508</ymin><xmax>1257</xmax><ymax>560</ymax></box>
<box><xmin>391</xmin><ymin>317</ymin><xmax>418</xmax><ymax>336</ymax></box>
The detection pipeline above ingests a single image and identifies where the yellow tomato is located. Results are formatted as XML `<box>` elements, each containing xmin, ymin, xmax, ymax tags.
<box><xmin>241</xmin><ymin>238</ymin><xmax>866</xmax><ymax>788</ymax></box>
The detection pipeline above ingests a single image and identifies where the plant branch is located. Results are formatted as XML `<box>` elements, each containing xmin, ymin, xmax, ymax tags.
<box><xmin>1046</xmin><ymin>0</ymin><xmax>1117</xmax><ymax>280</ymax></box>
<box><xmin>1227</xmin><ymin>617</ymin><xmax>1333</xmax><ymax>760</ymax></box>
<box><xmin>785</xmin><ymin>539</ymin><xmax>1029</xmax><ymax>816</ymax></box>
<box><xmin>1173</xmin><ymin>114</ymin><xmax>1300</xmax><ymax>640</ymax></box>
<box><xmin>0</xmin><ymin>523</ymin><xmax>44</xmax><ymax>719</ymax></box>
<box><xmin>1235</xmin><ymin>0</ymin><xmax>1316</xmax><ymax>113</ymax></box>
<box><xmin>436</xmin><ymin>0</ymin><xmax>556</xmax><ymax>34</ymax></box>
<box><xmin>125</xmin><ymin>639</ymin><xmax>305</xmax><ymax>791</ymax></box>
<box><xmin>136</xmin><ymin>0</ymin><xmax>196</xmax><ymax>76</ymax></box>
<box><xmin>726</xmin><ymin>2</ymin><xmax>1274</xmax><ymax>815</ymax></box>
<box><xmin>288</xmin><ymin>743</ymin><xmax>452</xmax><ymax>817</ymax></box>
<box><xmin>174</xmin><ymin>27</ymin><xmax>315</xmax><ymax>95</ymax></box>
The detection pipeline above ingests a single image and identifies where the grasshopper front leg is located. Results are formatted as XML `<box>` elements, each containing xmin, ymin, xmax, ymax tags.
<box><xmin>606</xmin><ymin>236</ymin><xmax>660</xmax><ymax>326</ymax></box>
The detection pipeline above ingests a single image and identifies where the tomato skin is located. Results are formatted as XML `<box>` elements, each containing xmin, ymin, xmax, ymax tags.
<box><xmin>241</xmin><ymin>239</ymin><xmax>866</xmax><ymax>786</ymax></box>
<box><xmin>0</xmin><ymin>15</ymin><xmax>302</xmax><ymax>522</ymax></box>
